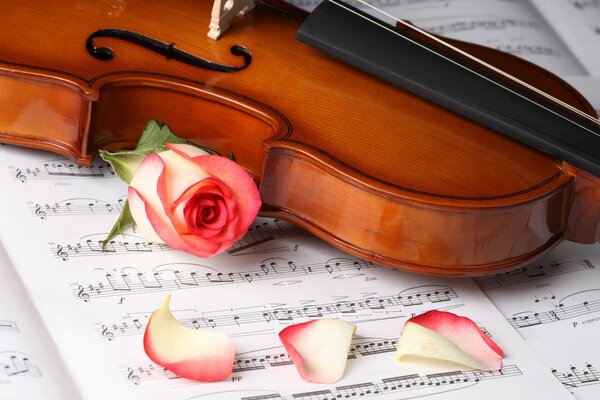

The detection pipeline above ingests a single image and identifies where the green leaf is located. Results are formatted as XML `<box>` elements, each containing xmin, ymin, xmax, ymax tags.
<box><xmin>99</xmin><ymin>150</ymin><xmax>146</xmax><ymax>184</ymax></box>
<box><xmin>135</xmin><ymin>120</ymin><xmax>168</xmax><ymax>154</ymax></box>
<box><xmin>102</xmin><ymin>200</ymin><xmax>135</xmax><ymax>249</ymax></box>
<box><xmin>134</xmin><ymin>120</ymin><xmax>187</xmax><ymax>155</ymax></box>
<box><xmin>100</xmin><ymin>120</ymin><xmax>223</xmax><ymax>186</ymax></box>
<box><xmin>160</xmin><ymin>124</ymin><xmax>189</xmax><ymax>146</ymax></box>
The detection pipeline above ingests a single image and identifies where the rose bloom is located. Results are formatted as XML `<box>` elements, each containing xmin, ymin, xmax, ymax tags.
<box><xmin>128</xmin><ymin>143</ymin><xmax>261</xmax><ymax>257</ymax></box>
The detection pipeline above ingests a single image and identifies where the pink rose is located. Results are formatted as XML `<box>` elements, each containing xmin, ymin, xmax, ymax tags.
<box><xmin>128</xmin><ymin>143</ymin><xmax>261</xmax><ymax>257</ymax></box>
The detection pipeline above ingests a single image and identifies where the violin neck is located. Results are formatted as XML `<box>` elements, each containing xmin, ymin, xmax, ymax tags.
<box><xmin>296</xmin><ymin>0</ymin><xmax>600</xmax><ymax>177</ymax></box>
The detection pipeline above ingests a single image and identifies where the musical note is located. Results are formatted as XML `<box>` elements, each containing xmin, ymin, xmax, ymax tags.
<box><xmin>398</xmin><ymin>285</ymin><xmax>455</xmax><ymax>306</ymax></box>
<box><xmin>509</xmin><ymin>291</ymin><xmax>600</xmax><ymax>329</ymax></box>
<box><xmin>51</xmin><ymin>222</ymin><xmax>310</xmax><ymax>260</ymax></box>
<box><xmin>424</xmin><ymin>18</ymin><xmax>542</xmax><ymax>36</ymax></box>
<box><xmin>28</xmin><ymin>197</ymin><xmax>126</xmax><ymax>219</ymax></box>
<box><xmin>72</xmin><ymin>258</ymin><xmax>379</xmax><ymax>301</ymax></box>
<box><xmin>0</xmin><ymin>353</ymin><xmax>42</xmax><ymax>378</ymax></box>
<box><xmin>51</xmin><ymin>234</ymin><xmax>172</xmax><ymax>260</ymax></box>
<box><xmin>9</xmin><ymin>160</ymin><xmax>115</xmax><ymax>182</ymax></box>
<box><xmin>96</xmin><ymin>286</ymin><xmax>458</xmax><ymax>340</ymax></box>
<box><xmin>552</xmin><ymin>362</ymin><xmax>600</xmax><ymax>389</ymax></box>
<box><xmin>232</xmin><ymin>365</ymin><xmax>522</xmax><ymax>400</ymax></box>
<box><xmin>227</xmin><ymin>219</ymin><xmax>308</xmax><ymax>255</ymax></box>
<box><xmin>474</xmin><ymin>259</ymin><xmax>594</xmax><ymax>290</ymax></box>
<box><xmin>122</xmin><ymin>343</ymin><xmax>517</xmax><ymax>391</ymax></box>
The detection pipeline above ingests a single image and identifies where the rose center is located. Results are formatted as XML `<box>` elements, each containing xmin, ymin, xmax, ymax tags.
<box><xmin>184</xmin><ymin>192</ymin><xmax>228</xmax><ymax>234</ymax></box>
<box><xmin>201</xmin><ymin>204</ymin><xmax>217</xmax><ymax>222</ymax></box>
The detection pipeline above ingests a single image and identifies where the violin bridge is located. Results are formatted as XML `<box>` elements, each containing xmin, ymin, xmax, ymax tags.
<box><xmin>208</xmin><ymin>0</ymin><xmax>256</xmax><ymax>40</ymax></box>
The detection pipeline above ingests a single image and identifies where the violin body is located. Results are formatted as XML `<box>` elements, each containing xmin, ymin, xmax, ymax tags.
<box><xmin>0</xmin><ymin>0</ymin><xmax>598</xmax><ymax>275</ymax></box>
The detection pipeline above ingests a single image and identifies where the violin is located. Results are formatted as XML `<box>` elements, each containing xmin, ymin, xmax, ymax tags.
<box><xmin>0</xmin><ymin>0</ymin><xmax>598</xmax><ymax>276</ymax></box>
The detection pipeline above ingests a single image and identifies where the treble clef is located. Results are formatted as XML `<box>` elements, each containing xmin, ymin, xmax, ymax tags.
<box><xmin>77</xmin><ymin>285</ymin><xmax>90</xmax><ymax>303</ymax></box>
<box><xmin>127</xmin><ymin>367</ymin><xmax>141</xmax><ymax>385</ymax></box>
<box><xmin>56</xmin><ymin>245</ymin><xmax>69</xmax><ymax>261</ymax></box>
<box><xmin>101</xmin><ymin>324</ymin><xmax>114</xmax><ymax>341</ymax></box>
<box><xmin>34</xmin><ymin>204</ymin><xmax>47</xmax><ymax>220</ymax></box>
<box><xmin>14</xmin><ymin>168</ymin><xmax>27</xmax><ymax>183</ymax></box>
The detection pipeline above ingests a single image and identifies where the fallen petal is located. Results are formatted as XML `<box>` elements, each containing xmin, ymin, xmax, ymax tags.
<box><xmin>279</xmin><ymin>319</ymin><xmax>356</xmax><ymax>383</ymax></box>
<box><xmin>144</xmin><ymin>295</ymin><xmax>235</xmax><ymax>382</ymax></box>
<box><xmin>395</xmin><ymin>310</ymin><xmax>502</xmax><ymax>371</ymax></box>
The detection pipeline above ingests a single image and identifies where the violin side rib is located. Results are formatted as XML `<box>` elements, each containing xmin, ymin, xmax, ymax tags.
<box><xmin>0</xmin><ymin>64</ymin><xmax>97</xmax><ymax>164</ymax></box>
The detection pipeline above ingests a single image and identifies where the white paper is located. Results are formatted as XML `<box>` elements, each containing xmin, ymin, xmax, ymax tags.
<box><xmin>474</xmin><ymin>241</ymin><xmax>600</xmax><ymax>399</ymax></box>
<box><xmin>0</xmin><ymin>242</ymin><xmax>80</xmax><ymax>400</ymax></box>
<box><xmin>532</xmin><ymin>0</ymin><xmax>600</xmax><ymax>76</ymax></box>
<box><xmin>0</xmin><ymin>143</ymin><xmax>574</xmax><ymax>399</ymax></box>
<box><xmin>563</xmin><ymin>75</ymin><xmax>600</xmax><ymax>117</ymax></box>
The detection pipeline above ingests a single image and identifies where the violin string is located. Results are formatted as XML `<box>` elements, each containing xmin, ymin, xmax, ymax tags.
<box><xmin>327</xmin><ymin>0</ymin><xmax>600</xmax><ymax>139</ymax></box>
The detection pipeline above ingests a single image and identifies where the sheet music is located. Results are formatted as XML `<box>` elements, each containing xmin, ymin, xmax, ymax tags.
<box><xmin>0</xmin><ymin>143</ymin><xmax>574</xmax><ymax>399</ymax></box>
<box><xmin>0</xmin><ymin>242</ymin><xmax>80</xmax><ymax>400</ymax></box>
<box><xmin>531</xmin><ymin>0</ymin><xmax>600</xmax><ymax>76</ymax></box>
<box><xmin>564</xmin><ymin>75</ymin><xmax>600</xmax><ymax>116</ymax></box>
<box><xmin>474</xmin><ymin>241</ymin><xmax>600</xmax><ymax>399</ymax></box>
<box><xmin>290</xmin><ymin>0</ymin><xmax>588</xmax><ymax>77</ymax></box>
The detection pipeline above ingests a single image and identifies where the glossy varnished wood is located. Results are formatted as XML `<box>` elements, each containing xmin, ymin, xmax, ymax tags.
<box><xmin>0</xmin><ymin>0</ymin><xmax>598</xmax><ymax>275</ymax></box>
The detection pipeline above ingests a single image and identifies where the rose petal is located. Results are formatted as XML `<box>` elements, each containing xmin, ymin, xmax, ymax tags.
<box><xmin>279</xmin><ymin>319</ymin><xmax>356</xmax><ymax>383</ymax></box>
<box><xmin>157</xmin><ymin>148</ymin><xmax>212</xmax><ymax>205</ymax></box>
<box><xmin>128</xmin><ymin>154</ymin><xmax>176</xmax><ymax>242</ymax></box>
<box><xmin>128</xmin><ymin>187</ymin><xmax>164</xmax><ymax>243</ymax></box>
<box><xmin>143</xmin><ymin>295</ymin><xmax>235</xmax><ymax>382</ymax></box>
<box><xmin>165</xmin><ymin>142</ymin><xmax>210</xmax><ymax>158</ymax></box>
<box><xmin>395</xmin><ymin>310</ymin><xmax>503</xmax><ymax>371</ymax></box>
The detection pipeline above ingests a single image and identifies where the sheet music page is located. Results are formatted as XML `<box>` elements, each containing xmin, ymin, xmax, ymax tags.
<box><xmin>530</xmin><ymin>0</ymin><xmax>600</xmax><ymax>76</ymax></box>
<box><xmin>0</xmin><ymin>143</ymin><xmax>573</xmax><ymax>399</ymax></box>
<box><xmin>564</xmin><ymin>75</ymin><xmax>600</xmax><ymax>116</ymax></box>
<box><xmin>473</xmin><ymin>241</ymin><xmax>600</xmax><ymax>399</ymax></box>
<box><xmin>0</xmin><ymin>242</ymin><xmax>80</xmax><ymax>400</ymax></box>
<box><xmin>290</xmin><ymin>0</ymin><xmax>587</xmax><ymax>77</ymax></box>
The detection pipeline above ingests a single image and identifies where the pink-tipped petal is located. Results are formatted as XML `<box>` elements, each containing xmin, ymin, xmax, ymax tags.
<box><xmin>165</xmin><ymin>142</ymin><xmax>210</xmax><ymax>158</ymax></box>
<box><xmin>156</xmin><ymin>148</ymin><xmax>212</xmax><ymax>205</ymax></box>
<box><xmin>279</xmin><ymin>319</ymin><xmax>356</xmax><ymax>383</ymax></box>
<box><xmin>144</xmin><ymin>295</ymin><xmax>235</xmax><ymax>382</ymax></box>
<box><xmin>128</xmin><ymin>187</ymin><xmax>164</xmax><ymax>243</ymax></box>
<box><xmin>395</xmin><ymin>311</ymin><xmax>503</xmax><ymax>371</ymax></box>
<box><xmin>128</xmin><ymin>154</ymin><xmax>177</xmax><ymax>241</ymax></box>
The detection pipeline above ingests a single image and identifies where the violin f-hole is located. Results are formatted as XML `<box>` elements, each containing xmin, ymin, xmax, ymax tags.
<box><xmin>86</xmin><ymin>29</ymin><xmax>252</xmax><ymax>72</ymax></box>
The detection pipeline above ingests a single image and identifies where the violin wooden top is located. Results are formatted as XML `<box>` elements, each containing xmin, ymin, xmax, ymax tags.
<box><xmin>0</xmin><ymin>0</ymin><xmax>598</xmax><ymax>275</ymax></box>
